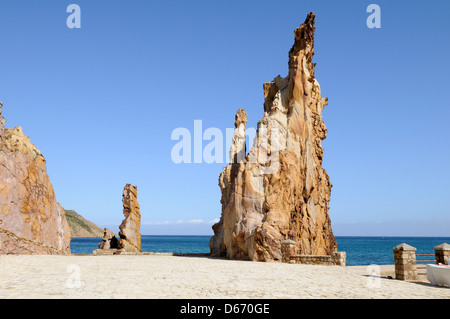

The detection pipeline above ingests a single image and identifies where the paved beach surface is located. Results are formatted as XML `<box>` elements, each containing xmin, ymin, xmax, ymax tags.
<box><xmin>0</xmin><ymin>255</ymin><xmax>449</xmax><ymax>299</ymax></box>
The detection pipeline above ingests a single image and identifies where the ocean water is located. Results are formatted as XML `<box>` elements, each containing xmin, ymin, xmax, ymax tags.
<box><xmin>70</xmin><ymin>236</ymin><xmax>450</xmax><ymax>266</ymax></box>
<box><xmin>336</xmin><ymin>236</ymin><xmax>450</xmax><ymax>266</ymax></box>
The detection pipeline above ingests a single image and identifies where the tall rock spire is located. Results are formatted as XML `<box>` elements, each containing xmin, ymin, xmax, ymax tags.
<box><xmin>118</xmin><ymin>184</ymin><xmax>142</xmax><ymax>252</ymax></box>
<box><xmin>210</xmin><ymin>13</ymin><xmax>337</xmax><ymax>261</ymax></box>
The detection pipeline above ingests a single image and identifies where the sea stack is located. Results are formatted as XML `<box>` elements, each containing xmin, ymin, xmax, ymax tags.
<box><xmin>98</xmin><ymin>228</ymin><xmax>119</xmax><ymax>250</ymax></box>
<box><xmin>0</xmin><ymin>102</ymin><xmax>71</xmax><ymax>255</ymax></box>
<box><xmin>209</xmin><ymin>13</ymin><xmax>337</xmax><ymax>261</ymax></box>
<box><xmin>118</xmin><ymin>184</ymin><xmax>142</xmax><ymax>252</ymax></box>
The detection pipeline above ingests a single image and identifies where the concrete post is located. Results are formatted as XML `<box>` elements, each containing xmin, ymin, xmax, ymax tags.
<box><xmin>332</xmin><ymin>252</ymin><xmax>346</xmax><ymax>266</ymax></box>
<box><xmin>281</xmin><ymin>240</ymin><xmax>297</xmax><ymax>263</ymax></box>
<box><xmin>434</xmin><ymin>243</ymin><xmax>450</xmax><ymax>265</ymax></box>
<box><xmin>393</xmin><ymin>243</ymin><xmax>418</xmax><ymax>281</ymax></box>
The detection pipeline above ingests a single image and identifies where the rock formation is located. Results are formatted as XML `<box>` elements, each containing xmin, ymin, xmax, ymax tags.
<box><xmin>94</xmin><ymin>184</ymin><xmax>142</xmax><ymax>255</ymax></box>
<box><xmin>98</xmin><ymin>228</ymin><xmax>118</xmax><ymax>250</ymax></box>
<box><xmin>209</xmin><ymin>13</ymin><xmax>337</xmax><ymax>261</ymax></box>
<box><xmin>118</xmin><ymin>184</ymin><xmax>141</xmax><ymax>252</ymax></box>
<box><xmin>0</xmin><ymin>102</ymin><xmax>71</xmax><ymax>255</ymax></box>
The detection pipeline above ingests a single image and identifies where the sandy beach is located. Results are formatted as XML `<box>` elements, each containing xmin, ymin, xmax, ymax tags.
<box><xmin>0</xmin><ymin>254</ymin><xmax>448</xmax><ymax>299</ymax></box>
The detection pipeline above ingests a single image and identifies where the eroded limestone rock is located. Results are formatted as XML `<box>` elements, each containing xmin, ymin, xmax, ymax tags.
<box><xmin>209</xmin><ymin>13</ymin><xmax>337</xmax><ymax>261</ymax></box>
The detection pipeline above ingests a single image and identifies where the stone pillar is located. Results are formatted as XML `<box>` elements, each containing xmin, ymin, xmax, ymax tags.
<box><xmin>118</xmin><ymin>184</ymin><xmax>142</xmax><ymax>253</ymax></box>
<box><xmin>393</xmin><ymin>243</ymin><xmax>418</xmax><ymax>281</ymax></box>
<box><xmin>332</xmin><ymin>252</ymin><xmax>346</xmax><ymax>266</ymax></box>
<box><xmin>434</xmin><ymin>243</ymin><xmax>450</xmax><ymax>265</ymax></box>
<box><xmin>281</xmin><ymin>240</ymin><xmax>297</xmax><ymax>263</ymax></box>
<box><xmin>98</xmin><ymin>228</ymin><xmax>118</xmax><ymax>250</ymax></box>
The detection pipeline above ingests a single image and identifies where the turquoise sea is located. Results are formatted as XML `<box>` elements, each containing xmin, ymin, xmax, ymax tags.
<box><xmin>70</xmin><ymin>236</ymin><xmax>450</xmax><ymax>266</ymax></box>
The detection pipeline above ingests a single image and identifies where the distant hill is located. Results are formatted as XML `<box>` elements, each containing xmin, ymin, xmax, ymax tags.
<box><xmin>65</xmin><ymin>210</ymin><xmax>104</xmax><ymax>238</ymax></box>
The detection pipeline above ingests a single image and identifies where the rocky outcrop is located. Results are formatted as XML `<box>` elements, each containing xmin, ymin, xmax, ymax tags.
<box><xmin>0</xmin><ymin>102</ymin><xmax>5</xmax><ymax>136</ymax></box>
<box><xmin>0</xmin><ymin>102</ymin><xmax>71</xmax><ymax>255</ymax></box>
<box><xmin>98</xmin><ymin>228</ymin><xmax>118</xmax><ymax>250</ymax></box>
<box><xmin>118</xmin><ymin>184</ymin><xmax>141</xmax><ymax>252</ymax></box>
<box><xmin>209</xmin><ymin>13</ymin><xmax>337</xmax><ymax>261</ymax></box>
<box><xmin>65</xmin><ymin>210</ymin><xmax>104</xmax><ymax>238</ymax></box>
<box><xmin>94</xmin><ymin>184</ymin><xmax>142</xmax><ymax>255</ymax></box>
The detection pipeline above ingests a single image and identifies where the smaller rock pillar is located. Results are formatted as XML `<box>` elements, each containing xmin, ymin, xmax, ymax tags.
<box><xmin>281</xmin><ymin>240</ymin><xmax>297</xmax><ymax>263</ymax></box>
<box><xmin>434</xmin><ymin>243</ymin><xmax>450</xmax><ymax>265</ymax></box>
<box><xmin>393</xmin><ymin>243</ymin><xmax>418</xmax><ymax>281</ymax></box>
<box><xmin>98</xmin><ymin>228</ymin><xmax>118</xmax><ymax>250</ymax></box>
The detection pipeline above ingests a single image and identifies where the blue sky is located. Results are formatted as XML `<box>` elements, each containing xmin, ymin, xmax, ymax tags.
<box><xmin>0</xmin><ymin>1</ymin><xmax>449</xmax><ymax>236</ymax></box>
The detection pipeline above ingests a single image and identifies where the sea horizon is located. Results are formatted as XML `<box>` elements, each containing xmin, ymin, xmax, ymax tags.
<box><xmin>71</xmin><ymin>235</ymin><xmax>450</xmax><ymax>266</ymax></box>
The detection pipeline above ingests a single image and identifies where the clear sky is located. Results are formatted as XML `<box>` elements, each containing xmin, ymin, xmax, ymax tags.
<box><xmin>1</xmin><ymin>0</ymin><xmax>449</xmax><ymax>236</ymax></box>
